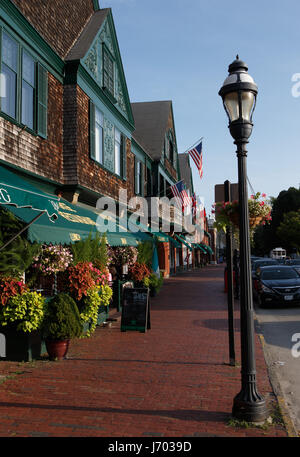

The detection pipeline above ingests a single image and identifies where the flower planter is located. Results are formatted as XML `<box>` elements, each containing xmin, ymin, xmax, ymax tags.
<box><xmin>229</xmin><ymin>214</ymin><xmax>263</xmax><ymax>229</ymax></box>
<box><xmin>0</xmin><ymin>326</ymin><xmax>43</xmax><ymax>362</ymax></box>
<box><xmin>97</xmin><ymin>304</ymin><xmax>109</xmax><ymax>325</ymax></box>
<box><xmin>45</xmin><ymin>339</ymin><xmax>70</xmax><ymax>361</ymax></box>
<box><xmin>249</xmin><ymin>216</ymin><xmax>263</xmax><ymax>228</ymax></box>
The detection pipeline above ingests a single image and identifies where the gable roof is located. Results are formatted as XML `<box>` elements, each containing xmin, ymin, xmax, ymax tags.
<box><xmin>131</xmin><ymin>101</ymin><xmax>172</xmax><ymax>161</ymax></box>
<box><xmin>178</xmin><ymin>153</ymin><xmax>194</xmax><ymax>193</ymax></box>
<box><xmin>65</xmin><ymin>9</ymin><xmax>110</xmax><ymax>61</ymax></box>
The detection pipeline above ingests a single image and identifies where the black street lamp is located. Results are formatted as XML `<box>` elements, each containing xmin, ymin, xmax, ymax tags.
<box><xmin>219</xmin><ymin>56</ymin><xmax>268</xmax><ymax>422</ymax></box>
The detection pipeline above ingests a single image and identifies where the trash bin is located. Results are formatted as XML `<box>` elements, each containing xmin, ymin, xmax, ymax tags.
<box><xmin>224</xmin><ymin>267</ymin><xmax>236</xmax><ymax>293</ymax></box>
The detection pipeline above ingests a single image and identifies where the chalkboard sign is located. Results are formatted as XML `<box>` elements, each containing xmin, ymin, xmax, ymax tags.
<box><xmin>121</xmin><ymin>288</ymin><xmax>150</xmax><ymax>333</ymax></box>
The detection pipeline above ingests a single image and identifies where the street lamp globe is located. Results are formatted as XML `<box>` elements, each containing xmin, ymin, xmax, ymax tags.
<box><xmin>219</xmin><ymin>56</ymin><xmax>258</xmax><ymax>143</ymax></box>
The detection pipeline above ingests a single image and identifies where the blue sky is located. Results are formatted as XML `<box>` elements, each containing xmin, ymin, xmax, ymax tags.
<box><xmin>100</xmin><ymin>0</ymin><xmax>300</xmax><ymax>216</ymax></box>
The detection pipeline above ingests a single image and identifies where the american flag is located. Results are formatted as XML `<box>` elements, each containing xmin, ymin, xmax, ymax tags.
<box><xmin>192</xmin><ymin>193</ymin><xmax>197</xmax><ymax>218</ymax></box>
<box><xmin>170</xmin><ymin>180</ymin><xmax>190</xmax><ymax>208</ymax></box>
<box><xmin>188</xmin><ymin>141</ymin><xmax>203</xmax><ymax>179</ymax></box>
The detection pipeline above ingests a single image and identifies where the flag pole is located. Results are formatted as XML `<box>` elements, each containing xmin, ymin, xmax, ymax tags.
<box><xmin>181</xmin><ymin>137</ymin><xmax>204</xmax><ymax>155</ymax></box>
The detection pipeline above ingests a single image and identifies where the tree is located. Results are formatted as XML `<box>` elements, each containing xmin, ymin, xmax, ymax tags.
<box><xmin>252</xmin><ymin>187</ymin><xmax>300</xmax><ymax>255</ymax></box>
<box><xmin>277</xmin><ymin>211</ymin><xmax>300</xmax><ymax>252</ymax></box>
<box><xmin>0</xmin><ymin>208</ymin><xmax>40</xmax><ymax>277</ymax></box>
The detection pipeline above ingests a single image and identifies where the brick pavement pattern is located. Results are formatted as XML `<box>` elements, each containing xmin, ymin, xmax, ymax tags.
<box><xmin>0</xmin><ymin>265</ymin><xmax>288</xmax><ymax>437</ymax></box>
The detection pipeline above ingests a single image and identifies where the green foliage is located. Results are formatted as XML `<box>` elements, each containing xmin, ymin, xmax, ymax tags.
<box><xmin>71</xmin><ymin>232</ymin><xmax>108</xmax><ymax>267</ymax></box>
<box><xmin>137</xmin><ymin>241</ymin><xmax>153</xmax><ymax>268</ymax></box>
<box><xmin>0</xmin><ymin>291</ymin><xmax>46</xmax><ymax>333</ymax></box>
<box><xmin>253</xmin><ymin>187</ymin><xmax>300</xmax><ymax>255</ymax></box>
<box><xmin>79</xmin><ymin>287</ymin><xmax>101</xmax><ymax>337</ymax></box>
<box><xmin>143</xmin><ymin>272</ymin><xmax>164</xmax><ymax>292</ymax></box>
<box><xmin>277</xmin><ymin>211</ymin><xmax>300</xmax><ymax>251</ymax></box>
<box><xmin>99</xmin><ymin>284</ymin><xmax>113</xmax><ymax>307</ymax></box>
<box><xmin>42</xmin><ymin>293</ymin><xmax>82</xmax><ymax>340</ymax></box>
<box><xmin>79</xmin><ymin>285</ymin><xmax>112</xmax><ymax>337</ymax></box>
<box><xmin>0</xmin><ymin>208</ymin><xmax>40</xmax><ymax>277</ymax></box>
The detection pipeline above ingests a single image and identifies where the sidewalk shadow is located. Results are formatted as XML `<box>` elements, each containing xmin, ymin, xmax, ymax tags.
<box><xmin>201</xmin><ymin>318</ymin><xmax>240</xmax><ymax>332</ymax></box>
<box><xmin>0</xmin><ymin>401</ymin><xmax>230</xmax><ymax>423</ymax></box>
<box><xmin>65</xmin><ymin>358</ymin><xmax>226</xmax><ymax>366</ymax></box>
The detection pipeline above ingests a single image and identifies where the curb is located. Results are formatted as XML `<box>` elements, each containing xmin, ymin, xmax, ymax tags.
<box><xmin>255</xmin><ymin>317</ymin><xmax>299</xmax><ymax>438</ymax></box>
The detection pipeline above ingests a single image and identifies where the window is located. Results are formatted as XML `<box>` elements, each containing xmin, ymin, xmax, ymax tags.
<box><xmin>0</xmin><ymin>30</ymin><xmax>48</xmax><ymax>137</ymax></box>
<box><xmin>95</xmin><ymin>107</ymin><xmax>103</xmax><ymax>164</ymax></box>
<box><xmin>1</xmin><ymin>32</ymin><xmax>18</xmax><ymax>119</ymax></box>
<box><xmin>103</xmin><ymin>46</ymin><xmax>114</xmax><ymax>95</ymax></box>
<box><xmin>135</xmin><ymin>157</ymin><xmax>144</xmax><ymax>196</ymax></box>
<box><xmin>22</xmin><ymin>50</ymin><xmax>35</xmax><ymax>129</ymax></box>
<box><xmin>160</xmin><ymin>174</ymin><xmax>165</xmax><ymax>196</ymax></box>
<box><xmin>89</xmin><ymin>100</ymin><xmax>126</xmax><ymax>180</ymax></box>
<box><xmin>114</xmin><ymin>128</ymin><xmax>121</xmax><ymax>176</ymax></box>
<box><xmin>146</xmin><ymin>167</ymin><xmax>152</xmax><ymax>196</ymax></box>
<box><xmin>169</xmin><ymin>140</ymin><xmax>174</xmax><ymax>164</ymax></box>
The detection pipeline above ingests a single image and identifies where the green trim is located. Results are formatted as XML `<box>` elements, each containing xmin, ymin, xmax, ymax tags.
<box><xmin>0</xmin><ymin>1</ymin><xmax>64</xmax><ymax>82</ymax></box>
<box><xmin>77</xmin><ymin>63</ymin><xmax>134</xmax><ymax>136</ymax></box>
<box><xmin>78</xmin><ymin>10</ymin><xmax>134</xmax><ymax>128</ymax></box>
<box><xmin>175</xmin><ymin>234</ymin><xmax>193</xmax><ymax>251</ymax></box>
<box><xmin>158</xmin><ymin>163</ymin><xmax>177</xmax><ymax>186</ymax></box>
<box><xmin>0</xmin><ymin>28</ymin><xmax>48</xmax><ymax>139</ymax></box>
<box><xmin>92</xmin><ymin>0</ymin><xmax>101</xmax><ymax>11</ymax></box>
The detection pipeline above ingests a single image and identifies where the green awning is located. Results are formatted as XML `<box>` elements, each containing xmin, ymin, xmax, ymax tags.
<box><xmin>205</xmin><ymin>245</ymin><xmax>214</xmax><ymax>255</ymax></box>
<box><xmin>193</xmin><ymin>243</ymin><xmax>206</xmax><ymax>253</ymax></box>
<box><xmin>0</xmin><ymin>165</ymin><xmax>59</xmax><ymax>221</ymax></box>
<box><xmin>200</xmin><ymin>243</ymin><xmax>213</xmax><ymax>255</ymax></box>
<box><xmin>175</xmin><ymin>234</ymin><xmax>193</xmax><ymax>251</ymax></box>
<box><xmin>7</xmin><ymin>198</ymin><xmax>152</xmax><ymax>246</ymax></box>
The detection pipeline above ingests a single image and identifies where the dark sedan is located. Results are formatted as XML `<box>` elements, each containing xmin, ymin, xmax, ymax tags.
<box><xmin>285</xmin><ymin>259</ymin><xmax>300</xmax><ymax>275</ymax></box>
<box><xmin>251</xmin><ymin>258</ymin><xmax>279</xmax><ymax>292</ymax></box>
<box><xmin>254</xmin><ymin>265</ymin><xmax>300</xmax><ymax>307</ymax></box>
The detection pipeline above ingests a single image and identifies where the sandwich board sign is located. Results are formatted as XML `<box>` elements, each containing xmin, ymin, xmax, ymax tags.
<box><xmin>121</xmin><ymin>288</ymin><xmax>150</xmax><ymax>333</ymax></box>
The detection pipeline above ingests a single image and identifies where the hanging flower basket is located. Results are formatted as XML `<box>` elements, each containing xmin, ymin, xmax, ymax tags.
<box><xmin>212</xmin><ymin>192</ymin><xmax>272</xmax><ymax>232</ymax></box>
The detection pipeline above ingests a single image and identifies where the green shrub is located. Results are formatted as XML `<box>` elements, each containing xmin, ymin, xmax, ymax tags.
<box><xmin>42</xmin><ymin>293</ymin><xmax>82</xmax><ymax>340</ymax></box>
<box><xmin>0</xmin><ymin>291</ymin><xmax>46</xmax><ymax>333</ymax></box>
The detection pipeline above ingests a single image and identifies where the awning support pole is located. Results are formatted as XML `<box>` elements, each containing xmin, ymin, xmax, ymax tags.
<box><xmin>0</xmin><ymin>211</ymin><xmax>45</xmax><ymax>252</ymax></box>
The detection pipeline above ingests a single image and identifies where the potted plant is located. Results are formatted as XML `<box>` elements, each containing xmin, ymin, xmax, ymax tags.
<box><xmin>128</xmin><ymin>262</ymin><xmax>151</xmax><ymax>287</ymax></box>
<box><xmin>143</xmin><ymin>272</ymin><xmax>164</xmax><ymax>297</ymax></box>
<box><xmin>42</xmin><ymin>293</ymin><xmax>82</xmax><ymax>360</ymax></box>
<box><xmin>0</xmin><ymin>276</ymin><xmax>46</xmax><ymax>361</ymax></box>
<box><xmin>32</xmin><ymin>244</ymin><xmax>73</xmax><ymax>295</ymax></box>
<box><xmin>213</xmin><ymin>192</ymin><xmax>272</xmax><ymax>232</ymax></box>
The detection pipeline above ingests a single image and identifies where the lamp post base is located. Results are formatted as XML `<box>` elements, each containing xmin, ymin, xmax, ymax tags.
<box><xmin>232</xmin><ymin>389</ymin><xmax>268</xmax><ymax>423</ymax></box>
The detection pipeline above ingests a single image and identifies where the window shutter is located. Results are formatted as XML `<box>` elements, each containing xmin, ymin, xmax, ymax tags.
<box><xmin>121</xmin><ymin>134</ymin><xmax>127</xmax><ymax>180</ymax></box>
<box><xmin>37</xmin><ymin>64</ymin><xmax>48</xmax><ymax>138</ymax></box>
<box><xmin>141</xmin><ymin>162</ymin><xmax>145</xmax><ymax>197</ymax></box>
<box><xmin>134</xmin><ymin>156</ymin><xmax>138</xmax><ymax>194</ymax></box>
<box><xmin>89</xmin><ymin>100</ymin><xmax>96</xmax><ymax>160</ymax></box>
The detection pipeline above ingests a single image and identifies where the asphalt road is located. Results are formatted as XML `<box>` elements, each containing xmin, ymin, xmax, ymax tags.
<box><xmin>254</xmin><ymin>301</ymin><xmax>300</xmax><ymax>435</ymax></box>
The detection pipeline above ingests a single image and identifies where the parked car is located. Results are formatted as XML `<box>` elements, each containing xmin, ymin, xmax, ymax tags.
<box><xmin>285</xmin><ymin>259</ymin><xmax>300</xmax><ymax>274</ymax></box>
<box><xmin>251</xmin><ymin>258</ymin><xmax>279</xmax><ymax>291</ymax></box>
<box><xmin>254</xmin><ymin>265</ymin><xmax>300</xmax><ymax>307</ymax></box>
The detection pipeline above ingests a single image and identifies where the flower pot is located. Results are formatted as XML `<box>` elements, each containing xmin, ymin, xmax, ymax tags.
<box><xmin>229</xmin><ymin>213</ymin><xmax>263</xmax><ymax>229</ymax></box>
<box><xmin>97</xmin><ymin>304</ymin><xmax>109</xmax><ymax>325</ymax></box>
<box><xmin>0</xmin><ymin>326</ymin><xmax>43</xmax><ymax>362</ymax></box>
<box><xmin>150</xmin><ymin>287</ymin><xmax>157</xmax><ymax>297</ymax></box>
<box><xmin>45</xmin><ymin>339</ymin><xmax>70</xmax><ymax>360</ymax></box>
<box><xmin>249</xmin><ymin>216</ymin><xmax>263</xmax><ymax>228</ymax></box>
<box><xmin>228</xmin><ymin>212</ymin><xmax>239</xmax><ymax>227</ymax></box>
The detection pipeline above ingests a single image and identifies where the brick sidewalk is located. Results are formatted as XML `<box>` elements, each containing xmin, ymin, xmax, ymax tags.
<box><xmin>0</xmin><ymin>264</ymin><xmax>288</xmax><ymax>437</ymax></box>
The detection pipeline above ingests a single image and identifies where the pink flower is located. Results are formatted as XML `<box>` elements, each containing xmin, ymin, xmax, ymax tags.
<box><xmin>262</xmin><ymin>193</ymin><xmax>266</xmax><ymax>198</ymax></box>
